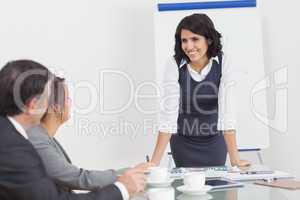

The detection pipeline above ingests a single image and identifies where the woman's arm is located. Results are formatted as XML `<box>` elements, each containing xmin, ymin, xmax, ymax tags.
<box><xmin>28</xmin><ymin>127</ymin><xmax>117</xmax><ymax>190</ymax></box>
<box><xmin>151</xmin><ymin>132</ymin><xmax>172</xmax><ymax>165</ymax></box>
<box><xmin>224</xmin><ymin>130</ymin><xmax>251</xmax><ymax>167</ymax></box>
<box><xmin>219</xmin><ymin>50</ymin><xmax>250</xmax><ymax>167</ymax></box>
<box><xmin>151</xmin><ymin>57</ymin><xmax>180</xmax><ymax>165</ymax></box>
<box><xmin>36</xmin><ymin>140</ymin><xmax>118</xmax><ymax>190</ymax></box>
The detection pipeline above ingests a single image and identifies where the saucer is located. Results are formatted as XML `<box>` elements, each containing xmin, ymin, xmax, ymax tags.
<box><xmin>177</xmin><ymin>193</ymin><xmax>213</xmax><ymax>200</ymax></box>
<box><xmin>176</xmin><ymin>185</ymin><xmax>212</xmax><ymax>195</ymax></box>
<box><xmin>147</xmin><ymin>178</ymin><xmax>174</xmax><ymax>187</ymax></box>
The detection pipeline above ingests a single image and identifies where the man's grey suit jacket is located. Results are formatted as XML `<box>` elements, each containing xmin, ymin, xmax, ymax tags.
<box><xmin>27</xmin><ymin>125</ymin><xmax>117</xmax><ymax>191</ymax></box>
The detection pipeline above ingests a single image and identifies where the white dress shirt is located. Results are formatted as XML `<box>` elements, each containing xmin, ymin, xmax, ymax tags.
<box><xmin>158</xmin><ymin>49</ymin><xmax>240</xmax><ymax>134</ymax></box>
<box><xmin>7</xmin><ymin>116</ymin><xmax>129</xmax><ymax>200</ymax></box>
<box><xmin>8</xmin><ymin>117</ymin><xmax>29</xmax><ymax>139</ymax></box>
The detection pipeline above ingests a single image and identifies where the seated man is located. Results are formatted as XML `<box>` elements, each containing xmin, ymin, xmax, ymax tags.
<box><xmin>0</xmin><ymin>60</ymin><xmax>146</xmax><ymax>200</ymax></box>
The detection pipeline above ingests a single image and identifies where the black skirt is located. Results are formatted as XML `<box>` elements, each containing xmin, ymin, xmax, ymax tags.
<box><xmin>170</xmin><ymin>134</ymin><xmax>227</xmax><ymax>167</ymax></box>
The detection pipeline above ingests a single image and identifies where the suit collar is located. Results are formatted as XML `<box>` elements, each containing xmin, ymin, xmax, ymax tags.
<box><xmin>7</xmin><ymin>117</ymin><xmax>28</xmax><ymax>139</ymax></box>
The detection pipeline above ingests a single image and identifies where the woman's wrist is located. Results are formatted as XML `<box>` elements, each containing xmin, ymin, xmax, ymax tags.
<box><xmin>229</xmin><ymin>151</ymin><xmax>240</xmax><ymax>166</ymax></box>
<box><xmin>150</xmin><ymin>154</ymin><xmax>161</xmax><ymax>166</ymax></box>
<box><xmin>151</xmin><ymin>159</ymin><xmax>159</xmax><ymax>166</ymax></box>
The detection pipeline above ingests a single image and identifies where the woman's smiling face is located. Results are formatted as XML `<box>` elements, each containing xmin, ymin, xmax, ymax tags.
<box><xmin>181</xmin><ymin>29</ymin><xmax>209</xmax><ymax>65</ymax></box>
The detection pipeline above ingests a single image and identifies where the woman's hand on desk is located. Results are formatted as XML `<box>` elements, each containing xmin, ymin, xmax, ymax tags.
<box><xmin>232</xmin><ymin>159</ymin><xmax>251</xmax><ymax>167</ymax></box>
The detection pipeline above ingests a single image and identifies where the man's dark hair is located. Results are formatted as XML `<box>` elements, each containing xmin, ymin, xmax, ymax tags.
<box><xmin>0</xmin><ymin>60</ymin><xmax>52</xmax><ymax>116</ymax></box>
<box><xmin>174</xmin><ymin>13</ymin><xmax>223</xmax><ymax>64</ymax></box>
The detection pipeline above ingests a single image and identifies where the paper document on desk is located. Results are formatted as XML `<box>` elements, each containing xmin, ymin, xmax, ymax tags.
<box><xmin>170</xmin><ymin>167</ymin><xmax>228</xmax><ymax>179</ymax></box>
<box><xmin>225</xmin><ymin>170</ymin><xmax>293</xmax><ymax>181</ymax></box>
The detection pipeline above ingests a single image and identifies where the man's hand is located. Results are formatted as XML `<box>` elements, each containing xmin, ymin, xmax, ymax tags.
<box><xmin>117</xmin><ymin>168</ymin><xmax>147</xmax><ymax>197</ymax></box>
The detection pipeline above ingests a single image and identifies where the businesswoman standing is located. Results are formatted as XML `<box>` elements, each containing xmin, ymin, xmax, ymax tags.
<box><xmin>151</xmin><ymin>13</ymin><xmax>250</xmax><ymax>167</ymax></box>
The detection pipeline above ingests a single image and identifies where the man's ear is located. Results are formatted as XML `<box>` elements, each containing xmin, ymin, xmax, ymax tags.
<box><xmin>24</xmin><ymin>97</ymin><xmax>38</xmax><ymax>115</ymax></box>
<box><xmin>26</xmin><ymin>97</ymin><xmax>46</xmax><ymax>115</ymax></box>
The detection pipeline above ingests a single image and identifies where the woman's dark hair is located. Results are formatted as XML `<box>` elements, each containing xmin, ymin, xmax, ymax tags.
<box><xmin>174</xmin><ymin>13</ymin><xmax>223</xmax><ymax>64</ymax></box>
<box><xmin>0</xmin><ymin>60</ymin><xmax>52</xmax><ymax>116</ymax></box>
<box><xmin>43</xmin><ymin>76</ymin><xmax>65</xmax><ymax>118</ymax></box>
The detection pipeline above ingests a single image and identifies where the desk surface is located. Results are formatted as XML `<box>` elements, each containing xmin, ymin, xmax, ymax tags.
<box><xmin>133</xmin><ymin>179</ymin><xmax>300</xmax><ymax>200</ymax></box>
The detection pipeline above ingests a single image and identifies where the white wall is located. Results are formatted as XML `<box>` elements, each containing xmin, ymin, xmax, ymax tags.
<box><xmin>0</xmin><ymin>0</ymin><xmax>158</xmax><ymax>170</ymax></box>
<box><xmin>1</xmin><ymin>0</ymin><xmax>299</xmax><ymax>176</ymax></box>
<box><xmin>258</xmin><ymin>0</ymin><xmax>300</xmax><ymax>178</ymax></box>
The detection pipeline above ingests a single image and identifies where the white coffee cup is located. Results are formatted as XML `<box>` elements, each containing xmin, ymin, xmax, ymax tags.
<box><xmin>148</xmin><ymin>167</ymin><xmax>169</xmax><ymax>182</ymax></box>
<box><xmin>183</xmin><ymin>172</ymin><xmax>206</xmax><ymax>189</ymax></box>
<box><xmin>147</xmin><ymin>188</ymin><xmax>174</xmax><ymax>200</ymax></box>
